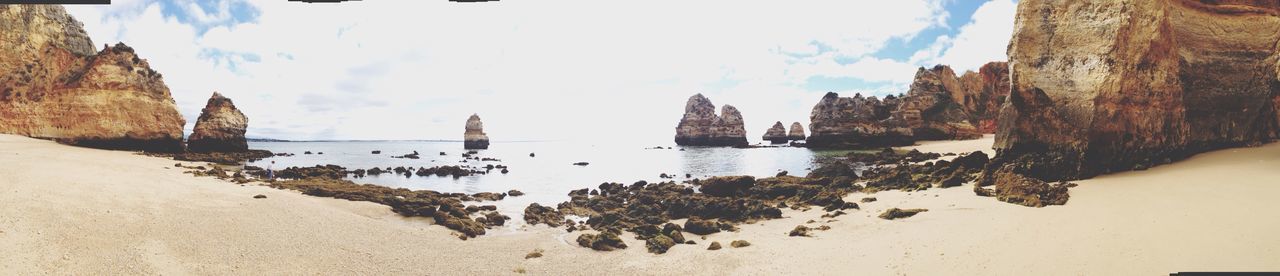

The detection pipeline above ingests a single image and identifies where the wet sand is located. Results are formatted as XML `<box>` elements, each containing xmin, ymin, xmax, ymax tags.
<box><xmin>2</xmin><ymin>134</ymin><xmax>1278</xmax><ymax>274</ymax></box>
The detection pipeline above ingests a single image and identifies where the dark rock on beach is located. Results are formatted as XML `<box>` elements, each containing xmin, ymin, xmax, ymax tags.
<box><xmin>878</xmin><ymin>208</ymin><xmax>928</xmax><ymax>220</ymax></box>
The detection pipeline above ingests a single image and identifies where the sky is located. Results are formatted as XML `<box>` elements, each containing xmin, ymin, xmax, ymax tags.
<box><xmin>64</xmin><ymin>0</ymin><xmax>1017</xmax><ymax>143</ymax></box>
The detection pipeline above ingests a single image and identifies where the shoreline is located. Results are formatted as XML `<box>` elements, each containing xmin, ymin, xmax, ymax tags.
<box><xmin>3</xmin><ymin>134</ymin><xmax>1279</xmax><ymax>274</ymax></box>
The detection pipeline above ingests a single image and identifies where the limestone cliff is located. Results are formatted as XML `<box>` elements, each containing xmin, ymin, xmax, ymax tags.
<box><xmin>674</xmin><ymin>94</ymin><xmax>748</xmax><ymax>146</ymax></box>
<box><xmin>188</xmin><ymin>92</ymin><xmax>248</xmax><ymax>152</ymax></box>
<box><xmin>787</xmin><ymin>122</ymin><xmax>805</xmax><ymax>141</ymax></box>
<box><xmin>464</xmin><ymin>114</ymin><xmax>489</xmax><ymax>149</ymax></box>
<box><xmin>762</xmin><ymin>121</ymin><xmax>787</xmax><ymax>144</ymax></box>
<box><xmin>0</xmin><ymin>5</ymin><xmax>185</xmax><ymax>152</ymax></box>
<box><xmin>990</xmin><ymin>0</ymin><xmax>1280</xmax><ymax>182</ymax></box>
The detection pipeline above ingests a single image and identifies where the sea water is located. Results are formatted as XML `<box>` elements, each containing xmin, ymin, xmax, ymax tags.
<box><xmin>245</xmin><ymin>140</ymin><xmax>848</xmax><ymax>220</ymax></box>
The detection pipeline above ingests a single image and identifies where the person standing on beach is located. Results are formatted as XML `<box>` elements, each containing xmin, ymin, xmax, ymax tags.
<box><xmin>267</xmin><ymin>161</ymin><xmax>275</xmax><ymax>180</ymax></box>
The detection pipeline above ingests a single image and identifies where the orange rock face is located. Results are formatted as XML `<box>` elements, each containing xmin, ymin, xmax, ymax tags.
<box><xmin>0</xmin><ymin>5</ymin><xmax>185</xmax><ymax>152</ymax></box>
<box><xmin>991</xmin><ymin>0</ymin><xmax>1280</xmax><ymax>181</ymax></box>
<box><xmin>188</xmin><ymin>92</ymin><xmax>248</xmax><ymax>152</ymax></box>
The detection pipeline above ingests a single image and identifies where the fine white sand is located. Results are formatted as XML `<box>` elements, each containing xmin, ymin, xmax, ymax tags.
<box><xmin>2</xmin><ymin>134</ymin><xmax>1278</xmax><ymax>275</ymax></box>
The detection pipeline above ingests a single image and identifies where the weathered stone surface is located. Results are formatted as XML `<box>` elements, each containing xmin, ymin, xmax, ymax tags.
<box><xmin>787</xmin><ymin>122</ymin><xmax>806</xmax><ymax>141</ymax></box>
<box><xmin>0</xmin><ymin>5</ymin><xmax>185</xmax><ymax>152</ymax></box>
<box><xmin>805</xmin><ymin>62</ymin><xmax>1009</xmax><ymax>149</ymax></box>
<box><xmin>895</xmin><ymin>65</ymin><xmax>984</xmax><ymax>141</ymax></box>
<box><xmin>463</xmin><ymin>114</ymin><xmax>489</xmax><ymax>149</ymax></box>
<box><xmin>806</xmin><ymin>92</ymin><xmax>910</xmax><ymax>148</ymax></box>
<box><xmin>761</xmin><ymin>121</ymin><xmax>788</xmax><ymax>144</ymax></box>
<box><xmin>187</xmin><ymin>92</ymin><xmax>247</xmax><ymax>152</ymax></box>
<box><xmin>992</xmin><ymin>0</ymin><xmax>1280</xmax><ymax>181</ymax></box>
<box><xmin>674</xmin><ymin>93</ymin><xmax>748</xmax><ymax>147</ymax></box>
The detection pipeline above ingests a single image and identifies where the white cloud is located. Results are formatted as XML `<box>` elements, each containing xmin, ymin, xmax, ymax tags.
<box><xmin>911</xmin><ymin>0</ymin><xmax>1016</xmax><ymax>73</ymax></box>
<box><xmin>62</xmin><ymin>0</ymin><xmax>1018</xmax><ymax>144</ymax></box>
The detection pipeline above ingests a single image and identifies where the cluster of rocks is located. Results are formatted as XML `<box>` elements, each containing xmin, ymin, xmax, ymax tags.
<box><xmin>463</xmin><ymin>114</ymin><xmax>489</xmax><ymax>149</ymax></box>
<box><xmin>761</xmin><ymin>121</ymin><xmax>806</xmax><ymax>144</ymax></box>
<box><xmin>354</xmin><ymin>165</ymin><xmax>489</xmax><ymax>178</ymax></box>
<box><xmin>674</xmin><ymin>94</ymin><xmax>748</xmax><ymax>147</ymax></box>
<box><xmin>805</xmin><ymin>62</ymin><xmax>1010</xmax><ymax>149</ymax></box>
<box><xmin>524</xmin><ymin>169</ymin><xmax>877</xmax><ymax>254</ymax></box>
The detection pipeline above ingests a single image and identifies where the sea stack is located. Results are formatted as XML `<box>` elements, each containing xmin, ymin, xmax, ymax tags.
<box><xmin>463</xmin><ymin>114</ymin><xmax>490</xmax><ymax>149</ymax></box>
<box><xmin>787</xmin><ymin>122</ymin><xmax>805</xmax><ymax>141</ymax></box>
<box><xmin>762</xmin><ymin>121</ymin><xmax>788</xmax><ymax>144</ymax></box>
<box><xmin>187</xmin><ymin>92</ymin><xmax>248</xmax><ymax>152</ymax></box>
<box><xmin>0</xmin><ymin>6</ymin><xmax>186</xmax><ymax>152</ymax></box>
<box><xmin>985</xmin><ymin>0</ymin><xmax>1280</xmax><ymax>183</ymax></box>
<box><xmin>674</xmin><ymin>94</ymin><xmax>748</xmax><ymax>147</ymax></box>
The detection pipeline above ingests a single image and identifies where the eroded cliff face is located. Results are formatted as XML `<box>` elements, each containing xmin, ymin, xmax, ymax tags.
<box><xmin>188</xmin><ymin>92</ymin><xmax>248</xmax><ymax>152</ymax></box>
<box><xmin>806</xmin><ymin>62</ymin><xmax>1009</xmax><ymax>149</ymax></box>
<box><xmin>990</xmin><ymin>0</ymin><xmax>1280</xmax><ymax>181</ymax></box>
<box><xmin>464</xmin><ymin>114</ymin><xmax>489</xmax><ymax>149</ymax></box>
<box><xmin>674</xmin><ymin>94</ymin><xmax>748</xmax><ymax>147</ymax></box>
<box><xmin>0</xmin><ymin>5</ymin><xmax>185</xmax><ymax>152</ymax></box>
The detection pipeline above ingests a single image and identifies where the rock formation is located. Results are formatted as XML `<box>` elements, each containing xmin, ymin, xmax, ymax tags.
<box><xmin>762</xmin><ymin>121</ymin><xmax>788</xmax><ymax>144</ymax></box>
<box><xmin>674</xmin><ymin>94</ymin><xmax>748</xmax><ymax>146</ymax></box>
<box><xmin>987</xmin><ymin>0</ymin><xmax>1280</xmax><ymax>182</ymax></box>
<box><xmin>187</xmin><ymin>92</ymin><xmax>248</xmax><ymax>152</ymax></box>
<box><xmin>0</xmin><ymin>5</ymin><xmax>185</xmax><ymax>152</ymax></box>
<box><xmin>806</xmin><ymin>92</ymin><xmax>911</xmax><ymax>148</ymax></box>
<box><xmin>806</xmin><ymin>62</ymin><xmax>1010</xmax><ymax>149</ymax></box>
<box><xmin>463</xmin><ymin>114</ymin><xmax>489</xmax><ymax>149</ymax></box>
<box><xmin>787</xmin><ymin>122</ymin><xmax>805</xmax><ymax>141</ymax></box>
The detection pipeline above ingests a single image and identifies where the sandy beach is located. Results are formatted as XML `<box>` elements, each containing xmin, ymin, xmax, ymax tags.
<box><xmin>2</xmin><ymin>133</ymin><xmax>1278</xmax><ymax>275</ymax></box>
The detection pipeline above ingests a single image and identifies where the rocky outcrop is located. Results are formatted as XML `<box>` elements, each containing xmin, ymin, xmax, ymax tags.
<box><xmin>674</xmin><ymin>93</ymin><xmax>748</xmax><ymax>147</ymax></box>
<box><xmin>187</xmin><ymin>92</ymin><xmax>247</xmax><ymax>152</ymax></box>
<box><xmin>761</xmin><ymin>121</ymin><xmax>787</xmax><ymax>144</ymax></box>
<box><xmin>989</xmin><ymin>0</ymin><xmax>1280</xmax><ymax>182</ymax></box>
<box><xmin>787</xmin><ymin>122</ymin><xmax>805</xmax><ymax>141</ymax></box>
<box><xmin>806</xmin><ymin>92</ymin><xmax>911</xmax><ymax>148</ymax></box>
<box><xmin>0</xmin><ymin>5</ymin><xmax>185</xmax><ymax>152</ymax></box>
<box><xmin>806</xmin><ymin>62</ymin><xmax>1010</xmax><ymax>149</ymax></box>
<box><xmin>463</xmin><ymin>114</ymin><xmax>489</xmax><ymax>149</ymax></box>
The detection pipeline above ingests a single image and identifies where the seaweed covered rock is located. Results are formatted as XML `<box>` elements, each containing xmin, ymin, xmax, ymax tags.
<box><xmin>645</xmin><ymin>235</ymin><xmax>676</xmax><ymax>254</ymax></box>
<box><xmin>697</xmin><ymin>176</ymin><xmax>756</xmax><ymax>197</ymax></box>
<box><xmin>878</xmin><ymin>208</ymin><xmax>928</xmax><ymax>220</ymax></box>
<box><xmin>576</xmin><ymin>231</ymin><xmax>628</xmax><ymax>251</ymax></box>
<box><xmin>523</xmin><ymin>203</ymin><xmax>564</xmax><ymax>227</ymax></box>
<box><xmin>987</xmin><ymin>167</ymin><xmax>1072</xmax><ymax>207</ymax></box>
<box><xmin>264</xmin><ymin>177</ymin><xmax>493</xmax><ymax>238</ymax></box>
